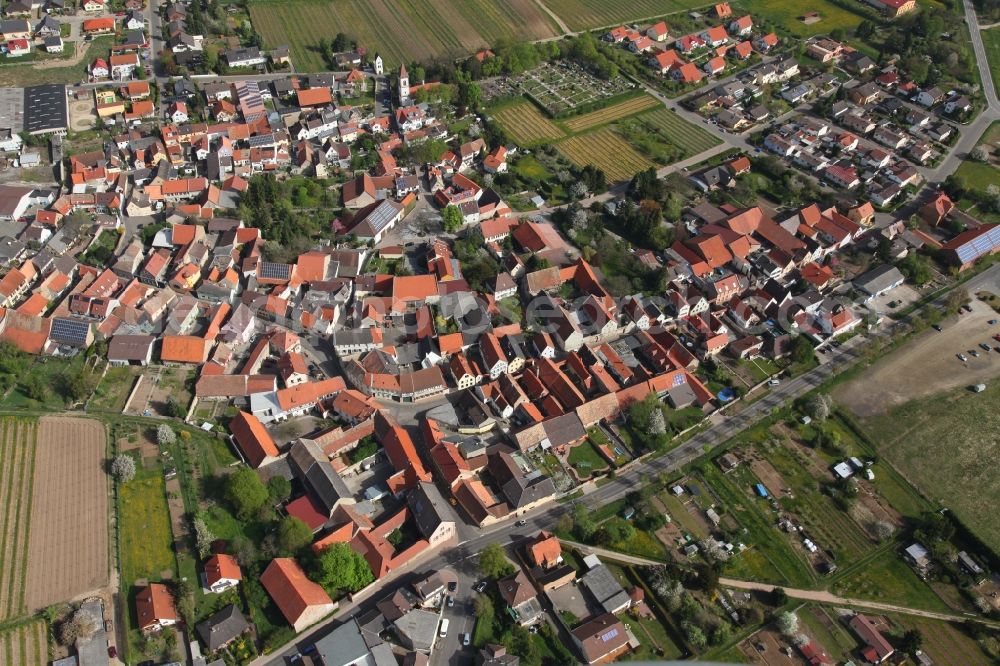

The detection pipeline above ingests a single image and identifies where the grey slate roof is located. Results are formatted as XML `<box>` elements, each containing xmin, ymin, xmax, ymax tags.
<box><xmin>196</xmin><ymin>604</ymin><xmax>249</xmax><ymax>652</ymax></box>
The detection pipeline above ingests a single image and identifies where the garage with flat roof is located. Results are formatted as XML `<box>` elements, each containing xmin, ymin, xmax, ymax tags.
<box><xmin>23</xmin><ymin>84</ymin><xmax>68</xmax><ymax>135</ymax></box>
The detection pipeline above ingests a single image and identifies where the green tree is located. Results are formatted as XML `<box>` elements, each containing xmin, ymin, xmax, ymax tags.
<box><xmin>899</xmin><ymin>628</ymin><xmax>923</xmax><ymax>656</ymax></box>
<box><xmin>790</xmin><ymin>336</ymin><xmax>816</xmax><ymax>366</ymax></box>
<box><xmin>267</xmin><ymin>475</ymin><xmax>292</xmax><ymax>503</ymax></box>
<box><xmin>442</xmin><ymin>204</ymin><xmax>464</xmax><ymax>233</ymax></box>
<box><xmin>57</xmin><ymin>367</ymin><xmax>95</xmax><ymax>404</ymax></box>
<box><xmin>474</xmin><ymin>593</ymin><xmax>494</xmax><ymax>618</ymax></box>
<box><xmin>225</xmin><ymin>468</ymin><xmax>269</xmax><ymax>520</ymax></box>
<box><xmin>310</xmin><ymin>543</ymin><xmax>374</xmax><ymax>595</ymax></box>
<box><xmin>478</xmin><ymin>543</ymin><xmax>515</xmax><ymax>579</ymax></box>
<box><xmin>275</xmin><ymin>516</ymin><xmax>313</xmax><ymax>556</ymax></box>
<box><xmin>571</xmin><ymin>502</ymin><xmax>596</xmax><ymax>541</ymax></box>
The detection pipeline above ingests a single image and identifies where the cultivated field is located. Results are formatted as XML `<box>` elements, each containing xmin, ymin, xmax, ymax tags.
<box><xmin>492</xmin><ymin>101</ymin><xmax>566</xmax><ymax>145</ymax></box>
<box><xmin>0</xmin><ymin>619</ymin><xmax>47</xmax><ymax>666</ymax></box>
<box><xmin>249</xmin><ymin>0</ymin><xmax>559</xmax><ymax>70</ymax></box>
<box><xmin>860</xmin><ymin>378</ymin><xmax>1000</xmax><ymax>555</ymax></box>
<box><xmin>834</xmin><ymin>296</ymin><xmax>1000</xmax><ymax>417</ymax></box>
<box><xmin>544</xmin><ymin>0</ymin><xmax>711</xmax><ymax>31</ymax></box>
<box><xmin>634</xmin><ymin>107</ymin><xmax>722</xmax><ymax>156</ymax></box>
<box><xmin>0</xmin><ymin>418</ymin><xmax>37</xmax><ymax>622</ymax></box>
<box><xmin>743</xmin><ymin>0</ymin><xmax>866</xmax><ymax>37</ymax></box>
<box><xmin>556</xmin><ymin>128</ymin><xmax>655</xmax><ymax>182</ymax></box>
<box><xmin>25</xmin><ymin>416</ymin><xmax>109</xmax><ymax>611</ymax></box>
<box><xmin>561</xmin><ymin>94</ymin><xmax>659</xmax><ymax>133</ymax></box>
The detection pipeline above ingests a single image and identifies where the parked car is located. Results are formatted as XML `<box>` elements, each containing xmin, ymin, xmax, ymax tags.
<box><xmin>933</xmin><ymin>324</ymin><xmax>943</xmax><ymax>332</ymax></box>
<box><xmin>768</xmin><ymin>378</ymin><xmax>780</xmax><ymax>386</ymax></box>
<box><xmin>969</xmin><ymin>349</ymin><xmax>980</xmax><ymax>357</ymax></box>
<box><xmin>990</xmin><ymin>319</ymin><xmax>998</xmax><ymax>325</ymax></box>
<box><xmin>447</xmin><ymin>595</ymin><xmax>454</xmax><ymax>608</ymax></box>
<box><xmin>515</xmin><ymin>519</ymin><xmax>527</xmax><ymax>527</ymax></box>
<box><xmin>981</xmin><ymin>342</ymin><xmax>992</xmax><ymax>351</ymax></box>
<box><xmin>957</xmin><ymin>353</ymin><xmax>968</xmax><ymax>362</ymax></box>
<box><xmin>108</xmin><ymin>646</ymin><xmax>117</xmax><ymax>659</ymax></box>
<box><xmin>463</xmin><ymin>633</ymin><xmax>472</xmax><ymax>646</ymax></box>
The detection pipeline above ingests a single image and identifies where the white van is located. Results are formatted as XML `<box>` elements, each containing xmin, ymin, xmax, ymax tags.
<box><xmin>439</xmin><ymin>618</ymin><xmax>450</xmax><ymax>637</ymax></box>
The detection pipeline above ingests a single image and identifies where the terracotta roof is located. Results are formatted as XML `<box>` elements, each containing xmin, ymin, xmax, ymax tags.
<box><xmin>204</xmin><ymin>553</ymin><xmax>242</xmax><ymax>587</ymax></box>
<box><xmin>297</xmin><ymin>87</ymin><xmax>333</xmax><ymax>108</ymax></box>
<box><xmin>528</xmin><ymin>531</ymin><xmax>562</xmax><ymax>568</ymax></box>
<box><xmin>135</xmin><ymin>583</ymin><xmax>178</xmax><ymax>630</ymax></box>
<box><xmin>229</xmin><ymin>410</ymin><xmax>279</xmax><ymax>467</ymax></box>
<box><xmin>160</xmin><ymin>335</ymin><xmax>210</xmax><ymax>364</ymax></box>
<box><xmin>260</xmin><ymin>558</ymin><xmax>333</xmax><ymax>627</ymax></box>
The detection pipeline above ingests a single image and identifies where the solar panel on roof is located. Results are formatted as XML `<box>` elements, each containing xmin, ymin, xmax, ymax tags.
<box><xmin>672</xmin><ymin>373</ymin><xmax>685</xmax><ymax>386</ymax></box>
<box><xmin>259</xmin><ymin>262</ymin><xmax>290</xmax><ymax>280</ymax></box>
<box><xmin>50</xmin><ymin>317</ymin><xmax>89</xmax><ymax>345</ymax></box>
<box><xmin>600</xmin><ymin>628</ymin><xmax>619</xmax><ymax>642</ymax></box>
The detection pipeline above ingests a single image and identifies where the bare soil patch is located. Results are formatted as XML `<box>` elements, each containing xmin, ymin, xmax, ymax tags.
<box><xmin>748</xmin><ymin>457</ymin><xmax>789</xmax><ymax>499</ymax></box>
<box><xmin>24</xmin><ymin>416</ymin><xmax>109</xmax><ymax>611</ymax></box>
<box><xmin>740</xmin><ymin>628</ymin><xmax>807</xmax><ymax>665</ymax></box>
<box><xmin>835</xmin><ymin>297</ymin><xmax>1000</xmax><ymax>417</ymax></box>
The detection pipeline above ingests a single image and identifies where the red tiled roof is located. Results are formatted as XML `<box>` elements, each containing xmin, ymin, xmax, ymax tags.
<box><xmin>229</xmin><ymin>410</ymin><xmax>279</xmax><ymax>467</ymax></box>
<box><xmin>204</xmin><ymin>553</ymin><xmax>242</xmax><ymax>587</ymax></box>
<box><xmin>160</xmin><ymin>335</ymin><xmax>210</xmax><ymax>364</ymax></box>
<box><xmin>135</xmin><ymin>583</ymin><xmax>178</xmax><ymax>630</ymax></box>
<box><xmin>260</xmin><ymin>558</ymin><xmax>333</xmax><ymax>627</ymax></box>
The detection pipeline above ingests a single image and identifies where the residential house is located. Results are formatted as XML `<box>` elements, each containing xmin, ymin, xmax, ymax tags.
<box><xmin>135</xmin><ymin>583</ymin><xmax>179</xmax><ymax>633</ymax></box>
<box><xmin>260</xmin><ymin>558</ymin><xmax>336</xmax><ymax>633</ymax></box>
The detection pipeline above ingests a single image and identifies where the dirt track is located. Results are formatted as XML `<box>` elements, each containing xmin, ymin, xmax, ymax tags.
<box><xmin>835</xmin><ymin>296</ymin><xmax>1000</xmax><ymax>417</ymax></box>
<box><xmin>24</xmin><ymin>416</ymin><xmax>109</xmax><ymax>611</ymax></box>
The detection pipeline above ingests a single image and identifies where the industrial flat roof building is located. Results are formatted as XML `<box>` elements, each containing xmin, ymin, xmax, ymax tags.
<box><xmin>23</xmin><ymin>84</ymin><xmax>68</xmax><ymax>135</ymax></box>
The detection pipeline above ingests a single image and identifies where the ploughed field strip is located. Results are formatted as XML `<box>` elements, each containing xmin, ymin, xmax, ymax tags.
<box><xmin>492</xmin><ymin>101</ymin><xmax>567</xmax><ymax>145</ymax></box>
<box><xmin>249</xmin><ymin>0</ymin><xmax>559</xmax><ymax>70</ymax></box>
<box><xmin>0</xmin><ymin>417</ymin><xmax>36</xmax><ymax>621</ymax></box>
<box><xmin>556</xmin><ymin>127</ymin><xmax>656</xmax><ymax>181</ymax></box>
<box><xmin>25</xmin><ymin>416</ymin><xmax>109</xmax><ymax>611</ymax></box>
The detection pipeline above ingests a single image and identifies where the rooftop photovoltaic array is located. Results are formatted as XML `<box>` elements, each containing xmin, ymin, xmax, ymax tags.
<box><xmin>50</xmin><ymin>317</ymin><xmax>90</xmax><ymax>345</ymax></box>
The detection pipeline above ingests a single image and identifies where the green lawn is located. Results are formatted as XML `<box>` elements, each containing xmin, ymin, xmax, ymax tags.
<box><xmin>0</xmin><ymin>37</ymin><xmax>115</xmax><ymax>87</ymax></box>
<box><xmin>738</xmin><ymin>0</ymin><xmax>867</xmax><ymax>37</ymax></box>
<box><xmin>983</xmin><ymin>27</ymin><xmax>1000</xmax><ymax>100</ymax></box>
<box><xmin>567</xmin><ymin>438</ymin><xmax>610</xmax><ymax>476</ymax></box>
<box><xmin>511</xmin><ymin>155</ymin><xmax>551</xmax><ymax>181</ymax></box>
<box><xmin>861</xmin><ymin>380</ymin><xmax>1000</xmax><ymax>554</ymax></box>
<box><xmin>119</xmin><ymin>468</ymin><xmax>175</xmax><ymax>587</ymax></box>
<box><xmin>832</xmin><ymin>550</ymin><xmax>951</xmax><ymax>613</ymax></box>
<box><xmin>89</xmin><ymin>365</ymin><xmax>142</xmax><ymax>412</ymax></box>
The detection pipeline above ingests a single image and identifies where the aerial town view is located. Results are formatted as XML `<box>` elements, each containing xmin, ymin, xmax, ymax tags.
<box><xmin>2</xmin><ymin>0</ymin><xmax>1000</xmax><ymax>664</ymax></box>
